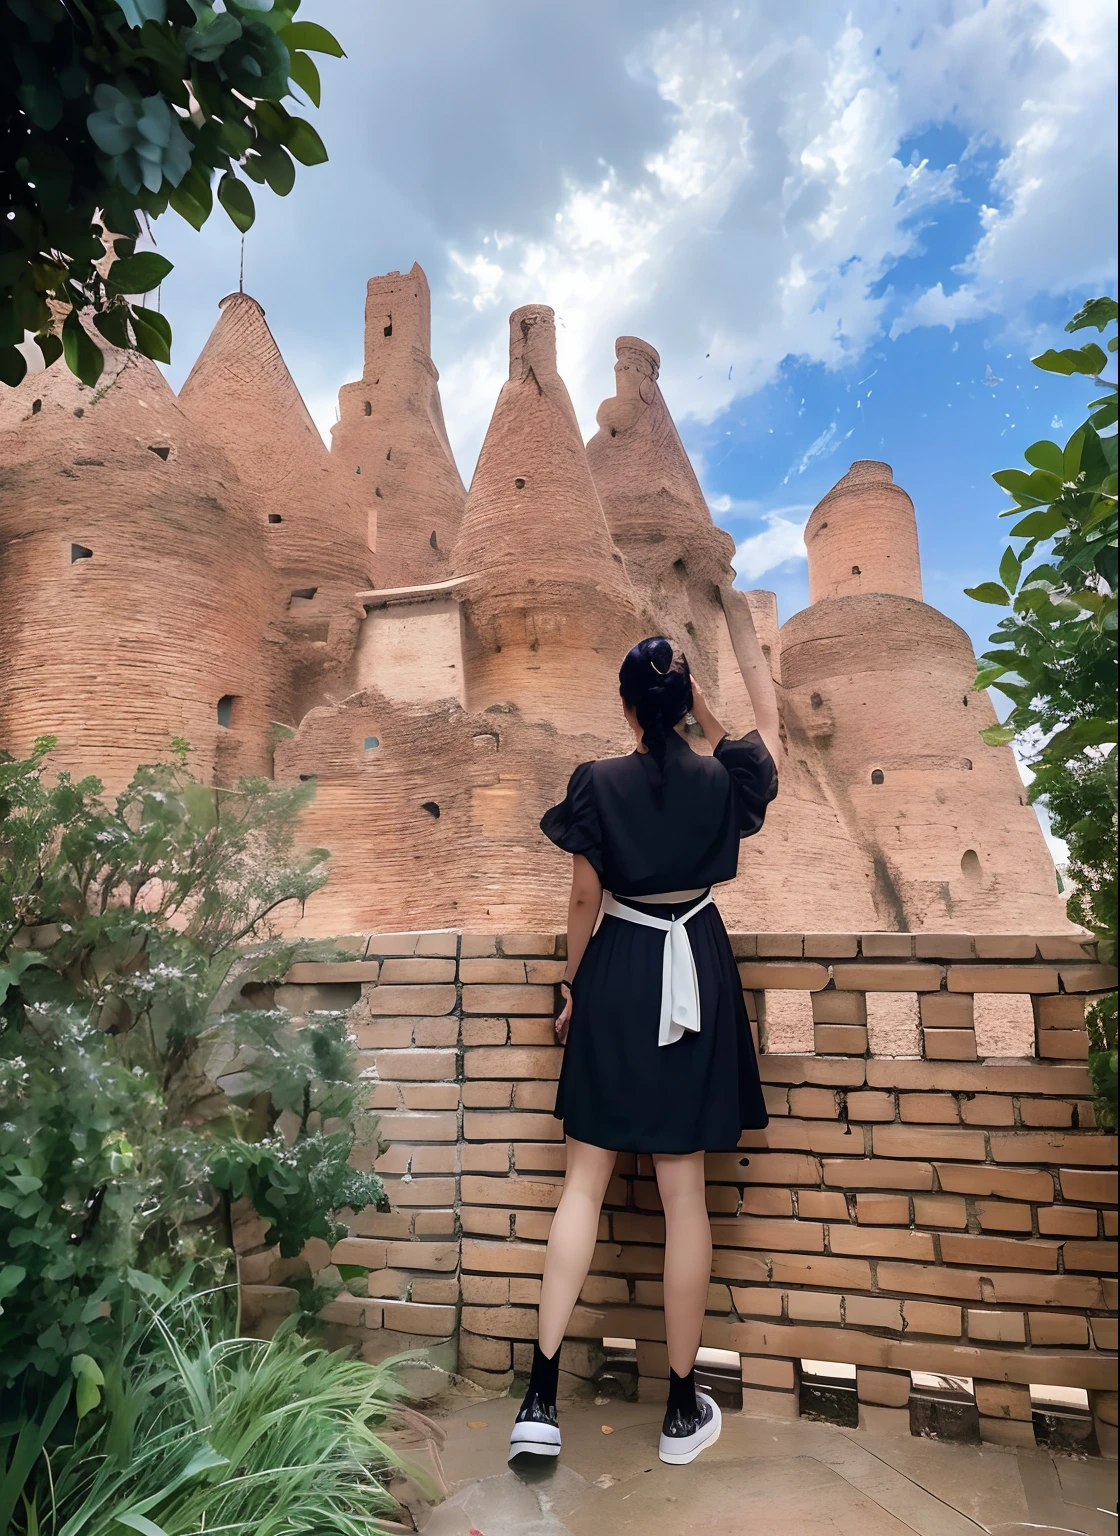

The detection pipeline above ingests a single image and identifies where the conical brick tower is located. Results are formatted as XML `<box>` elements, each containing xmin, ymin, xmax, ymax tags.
<box><xmin>179</xmin><ymin>291</ymin><xmax>372</xmax><ymax>722</ymax></box>
<box><xmin>0</xmin><ymin>337</ymin><xmax>273</xmax><ymax>791</ymax></box>
<box><xmin>331</xmin><ymin>263</ymin><xmax>466</xmax><ymax>587</ymax></box>
<box><xmin>780</xmin><ymin>460</ymin><xmax>1065</xmax><ymax>930</ymax></box>
<box><xmin>586</xmin><ymin>334</ymin><xmax>753</xmax><ymax>720</ymax></box>
<box><xmin>453</xmin><ymin>304</ymin><xmax>643</xmax><ymax>740</ymax></box>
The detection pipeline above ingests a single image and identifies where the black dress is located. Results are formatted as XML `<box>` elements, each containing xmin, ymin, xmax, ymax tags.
<box><xmin>540</xmin><ymin>729</ymin><xmax>778</xmax><ymax>1154</ymax></box>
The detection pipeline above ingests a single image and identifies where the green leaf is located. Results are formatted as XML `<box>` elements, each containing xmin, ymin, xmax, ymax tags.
<box><xmin>115</xmin><ymin>1514</ymin><xmax>171</xmax><ymax>1536</ymax></box>
<box><xmin>71</xmin><ymin>1353</ymin><xmax>105</xmax><ymax>1420</ymax></box>
<box><xmin>107</xmin><ymin>252</ymin><xmax>174</xmax><ymax>295</ymax></box>
<box><xmin>170</xmin><ymin>164</ymin><xmax>214</xmax><ymax>231</ymax></box>
<box><xmin>62</xmin><ymin>313</ymin><xmax>105</xmax><ymax>386</ymax></box>
<box><xmin>979</xmin><ymin>723</ymin><xmax>1017</xmax><ymax>746</ymax></box>
<box><xmin>260</xmin><ymin>143</ymin><xmax>295</xmax><ymax>195</ymax></box>
<box><xmin>998</xmin><ymin>545</ymin><xmax>1022</xmax><ymax>593</ymax></box>
<box><xmin>93</xmin><ymin>305</ymin><xmax>133</xmax><ymax>350</ymax></box>
<box><xmin>286</xmin><ymin>117</ymin><xmax>327</xmax><ymax>165</ymax></box>
<box><xmin>1032</xmin><ymin>342</ymin><xmax>1109</xmax><ymax>377</ymax></box>
<box><xmin>0</xmin><ymin>343</ymin><xmax>29</xmax><ymax>386</ymax></box>
<box><xmin>964</xmin><ymin>582</ymin><xmax>1011</xmax><ymax>606</ymax></box>
<box><xmin>0</xmin><ymin>1263</ymin><xmax>26</xmax><ymax>1300</ymax></box>
<box><xmin>1063</xmin><ymin>430</ymin><xmax>1085</xmax><ymax>481</ymax></box>
<box><xmin>1089</xmin><ymin>399</ymin><xmax>1118</xmax><ymax>430</ymax></box>
<box><xmin>289</xmin><ymin>49</ymin><xmax>321</xmax><ymax>105</ymax></box>
<box><xmin>992</xmin><ymin>468</ymin><xmax>1038</xmax><ymax>499</ymax></box>
<box><xmin>1024</xmin><ymin>439</ymin><xmax>1064</xmax><ymax>475</ymax></box>
<box><xmin>218</xmin><ymin>171</ymin><xmax>256</xmax><ymax>231</ymax></box>
<box><xmin>131</xmin><ymin>305</ymin><xmax>173</xmax><ymax>364</ymax></box>
<box><xmin>279</xmin><ymin>19</ymin><xmax>345</xmax><ymax>55</ymax></box>
<box><xmin>36</xmin><ymin>332</ymin><xmax>63</xmax><ymax>369</ymax></box>
<box><xmin>1066</xmin><ymin>296</ymin><xmax>1118</xmax><ymax>333</ymax></box>
<box><xmin>1009</xmin><ymin>509</ymin><xmax>1066</xmax><ymax>541</ymax></box>
<box><xmin>0</xmin><ymin>949</ymin><xmax>46</xmax><ymax>1006</ymax></box>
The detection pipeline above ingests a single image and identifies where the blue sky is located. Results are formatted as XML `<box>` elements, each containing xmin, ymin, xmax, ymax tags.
<box><xmin>153</xmin><ymin>0</ymin><xmax>1117</xmax><ymax>667</ymax></box>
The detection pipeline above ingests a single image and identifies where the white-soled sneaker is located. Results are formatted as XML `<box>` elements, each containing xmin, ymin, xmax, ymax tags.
<box><xmin>508</xmin><ymin>1389</ymin><xmax>562</xmax><ymax>1460</ymax></box>
<box><xmin>658</xmin><ymin>1391</ymin><xmax>722</xmax><ymax>1465</ymax></box>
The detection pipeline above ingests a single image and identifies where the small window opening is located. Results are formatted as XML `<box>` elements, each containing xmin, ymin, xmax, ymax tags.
<box><xmin>962</xmin><ymin>695</ymin><xmax>969</xmax><ymax>706</ymax></box>
<box><xmin>291</xmin><ymin>587</ymin><xmax>318</xmax><ymax>601</ymax></box>
<box><xmin>32</xmin><ymin>399</ymin><xmax>42</xmax><ymax>414</ymax></box>
<box><xmin>383</xmin><ymin>314</ymin><xmax>392</xmax><ymax>338</ymax></box>
<box><xmin>363</xmin><ymin>400</ymin><xmax>372</xmax><ymax>416</ymax></box>
<box><xmin>851</xmin><ymin>565</ymin><xmax>861</xmax><ymax>575</ymax></box>
<box><xmin>216</xmin><ymin>694</ymin><xmax>236</xmax><ymax>728</ymax></box>
<box><xmin>375</xmin><ymin>486</ymin><xmax>383</xmax><ymax>498</ymax></box>
<box><xmin>685</xmin><ymin>621</ymin><xmax>697</xmax><ymax>639</ymax></box>
<box><xmin>818</xmin><ymin>519</ymin><xmax>827</xmax><ymax>531</ymax></box>
<box><xmin>355</xmin><ymin>465</ymin><xmax>361</xmax><ymax>475</ymax></box>
<box><xmin>73</xmin><ymin>407</ymin><xmax>84</xmax><ymax>417</ymax></box>
<box><xmin>963</xmin><ymin>758</ymin><xmax>972</xmax><ymax>770</ymax></box>
<box><xmin>148</xmin><ymin>444</ymin><xmax>170</xmax><ymax>461</ymax></box>
<box><xmin>870</xmin><ymin>768</ymin><xmax>884</xmax><ymax>785</ymax></box>
<box><xmin>961</xmin><ymin>849</ymin><xmax>982</xmax><ymax>882</ymax></box>
<box><xmin>673</xmin><ymin>557</ymin><xmax>688</xmax><ymax>576</ymax></box>
<box><xmin>298</xmin><ymin>773</ymin><xmax>316</xmax><ymax>783</ymax></box>
<box><xmin>420</xmin><ymin>801</ymin><xmax>440</xmax><ymax>819</ymax></box>
<box><xmin>429</xmin><ymin>529</ymin><xmax>439</xmax><ymax>550</ymax></box>
<box><xmin>386</xmin><ymin>447</ymin><xmax>392</xmax><ymax>461</ymax></box>
<box><xmin>810</xmin><ymin>691</ymin><xmax>823</xmax><ymax>710</ymax></box>
<box><xmin>609</xmin><ymin>427</ymin><xmax>617</xmax><ymax>437</ymax></box>
<box><xmin>268</xmin><ymin>514</ymin><xmax>282</xmax><ymax>524</ymax></box>
<box><xmin>364</xmin><ymin>736</ymin><xmax>380</xmax><ymax>751</ymax></box>
<box><xmin>70</xmin><ymin>543</ymin><xmax>93</xmax><ymax>562</ymax></box>
<box><xmin>514</xmin><ymin>477</ymin><xmax>526</xmax><ymax>489</ymax></box>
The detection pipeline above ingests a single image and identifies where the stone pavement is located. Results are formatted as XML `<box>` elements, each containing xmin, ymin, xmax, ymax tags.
<box><xmin>394</xmin><ymin>1389</ymin><xmax>1117</xmax><ymax>1536</ymax></box>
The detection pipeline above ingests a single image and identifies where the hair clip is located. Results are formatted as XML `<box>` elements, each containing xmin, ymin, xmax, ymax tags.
<box><xmin>650</xmin><ymin>655</ymin><xmax>670</xmax><ymax>676</ymax></box>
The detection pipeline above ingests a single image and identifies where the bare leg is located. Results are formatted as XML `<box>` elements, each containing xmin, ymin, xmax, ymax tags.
<box><xmin>653</xmin><ymin>1151</ymin><xmax>711</xmax><ymax>1376</ymax></box>
<box><xmin>537</xmin><ymin>1135</ymin><xmax>617</xmax><ymax>1357</ymax></box>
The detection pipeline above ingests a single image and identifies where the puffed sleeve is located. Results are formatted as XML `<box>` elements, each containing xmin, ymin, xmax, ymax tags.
<box><xmin>714</xmin><ymin>729</ymin><xmax>779</xmax><ymax>837</ymax></box>
<box><xmin>540</xmin><ymin>761</ymin><xmax>603</xmax><ymax>876</ymax></box>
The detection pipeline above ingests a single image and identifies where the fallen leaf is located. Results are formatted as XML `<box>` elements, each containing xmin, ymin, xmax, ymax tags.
<box><xmin>600</xmin><ymin>1424</ymin><xmax>614</xmax><ymax>1434</ymax></box>
<box><xmin>469</xmin><ymin>1529</ymin><xmax>485</xmax><ymax>1536</ymax></box>
<box><xmin>466</xmin><ymin>1421</ymin><xmax>488</xmax><ymax>1429</ymax></box>
<box><xmin>594</xmin><ymin>1396</ymin><xmax>609</xmax><ymax>1406</ymax></box>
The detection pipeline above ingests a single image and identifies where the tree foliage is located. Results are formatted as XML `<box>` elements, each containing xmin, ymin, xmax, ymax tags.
<box><xmin>966</xmin><ymin>297</ymin><xmax>1118</xmax><ymax>1124</ymax></box>
<box><xmin>0</xmin><ymin>739</ymin><xmax>385</xmax><ymax>1391</ymax></box>
<box><xmin>1</xmin><ymin>0</ymin><xmax>343</xmax><ymax>388</ymax></box>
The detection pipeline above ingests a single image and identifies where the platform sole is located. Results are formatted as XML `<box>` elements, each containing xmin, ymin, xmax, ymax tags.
<box><xmin>658</xmin><ymin>1395</ymin><xmax>722</xmax><ymax>1466</ymax></box>
<box><xmin>508</xmin><ymin>1424</ymin><xmax>562</xmax><ymax>1460</ymax></box>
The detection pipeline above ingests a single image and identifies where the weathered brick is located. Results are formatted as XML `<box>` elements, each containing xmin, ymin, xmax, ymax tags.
<box><xmin>787</xmin><ymin>1290</ymin><xmax>842</xmax><ymax>1322</ymax></box>
<box><xmin>741</xmin><ymin>1355</ymin><xmax>797</xmax><ymax>1389</ymax></box>
<box><xmin>462</xmin><ymin>1018</ymin><xmax>508</xmax><ymax>1046</ymax></box>
<box><xmin>464</xmin><ymin>1046</ymin><xmax>561</xmax><ymax>1080</ymax></box>
<box><xmin>738</xmin><ymin>961</ymin><xmax>829</xmax><ymax>990</ymax></box>
<box><xmin>787</xmin><ymin>1086</ymin><xmax>838</xmax><ymax>1120</ymax></box>
<box><xmin>378</xmin><ymin>958</ymin><xmax>457</xmax><ymax>984</ymax></box>
<box><xmin>859</xmin><ymin>933</ymin><xmax>913</xmax><ymax>958</ymax></box>
<box><xmin>973</xmin><ymin>937</ymin><xmax>1039</xmax><ymax>960</ymax></box>
<box><xmin>768</xmin><ymin>1254</ymin><xmax>873</xmax><ymax>1290</ymax></box>
<box><xmin>803</xmin><ymin>934</ymin><xmax>859</xmax><ymax>958</ymax></box>
<box><xmin>1058</xmin><ymin>964</ymin><xmax>1119</xmax><ymax>993</ymax></box>
<box><xmin>845</xmin><ymin>1090</ymin><xmax>896</xmax><ymax>1121</ymax></box>
<box><xmin>460</xmin><ymin>935</ymin><xmax>499</xmax><ymax>957</ymax></box>
<box><xmin>526</xmin><ymin>959</ymin><xmax>566</xmax><ymax>984</ymax></box>
<box><xmin>462</xmin><ymin>1080</ymin><xmax>512</xmax><ymax>1107</ymax></box>
<box><xmin>384</xmin><ymin>1239</ymin><xmax>458</xmax><ymax>1272</ymax></box>
<box><xmin>973</xmin><ymin>992</ymin><xmax>1035</xmax><ymax>1054</ymax></box>
<box><xmin>1038</xmin><ymin>1030</ymin><xmax>1090</xmax><ymax>1060</ymax></box>
<box><xmin>913</xmin><ymin>1194</ymin><xmax>968</xmax><ymax>1228</ymax></box>
<box><xmin>462</xmin><ymin>1145</ymin><xmax>511</xmax><ymax>1172</ymax></box>
<box><xmin>986</xmin><ymin>1272</ymin><xmax>1106</xmax><ymax>1309</ymax></box>
<box><xmin>975</xmin><ymin>1380</ymin><xmax>1032</xmax><ymax>1420</ymax></box>
<box><xmin>369</xmin><ymin>1048</ymin><xmax>457</xmax><ymax>1082</ymax></box>
<box><xmin>382</xmin><ymin>1301</ymin><xmax>457</xmax><ymax>1336</ymax></box>
<box><xmin>865</xmin><ymin>991</ymin><xmax>921</xmax><ymax>1054</ymax></box>
<box><xmin>797</xmin><ymin>1190</ymin><xmax>849</xmax><ymax>1220</ymax></box>
<box><xmin>462</xmin><ymin>984</ymin><xmax>554</xmax><ymax>1015</ymax></box>
<box><xmin>961</xmin><ymin>1095</ymin><xmax>1015</xmax><ymax>1126</ymax></box>
<box><xmin>462</xmin><ymin>1174</ymin><xmax>561</xmax><ymax>1209</ymax></box>
<box><xmin>1062</xmin><ymin>1241</ymin><xmax>1118</xmax><ymax>1273</ymax></box>
<box><xmin>513</xmin><ymin>1080</ymin><xmax>560</xmax><ymax>1110</ymax></box>
<box><xmin>1037</xmin><ymin>1205</ymin><xmax>1098</xmax><ymax>1236</ymax></box>
<box><xmin>924</xmin><ymin>1029</ymin><xmax>978</xmax><ymax>1061</ymax></box>
<box><xmin>727</xmin><ymin>1151</ymin><xmax>824</xmax><ymax>1186</ymax></box>
<box><xmin>823</xmin><ymin>1158</ymin><xmax>934</xmax><ymax>1191</ymax></box>
<box><xmin>814</xmin><ymin>1024</ymin><xmax>868</xmax><ymax>1055</ymax></box>
<box><xmin>935</xmin><ymin>1163</ymin><xmax>1054</xmax><ymax>1202</ymax></box>
<box><xmin>365</xmin><ymin>984</ymin><xmax>456</xmax><ymax>1015</ymax></box>
<box><xmin>978</xmin><ymin>1417</ymin><xmax>1036</xmax><ymax>1448</ymax></box>
<box><xmin>400</xmin><ymin>1083</ymin><xmax>460</xmax><ymax>1109</ymax></box>
<box><xmin>384</xmin><ymin>1176</ymin><xmax>456</xmax><ymax>1208</ymax></box>
<box><xmin>459</xmin><ymin>958</ymin><xmax>527</xmax><ymax>983</ymax></box>
<box><xmin>1020</xmin><ymin>1098</ymin><xmax>1076</xmax><ymax>1128</ymax></box>
<box><xmin>1059</xmin><ymin>1168</ymin><xmax>1117</xmax><ymax>1203</ymax></box>
<box><xmin>869</xmin><ymin>1060</ymin><xmax>1090</xmax><ymax>1094</ymax></box>
<box><xmin>919</xmin><ymin>992</ymin><xmax>974</xmax><ymax>1028</ymax></box>
<box><xmin>833</xmin><ymin>963</ymin><xmax>943</xmax><ymax>991</ymax></box>
<box><xmin>1037</xmin><ymin>994</ymin><xmax>1086</xmax><ymax>1027</ymax></box>
<box><xmin>830</xmin><ymin>1226</ymin><xmax>936</xmax><ymax>1261</ymax></box>
<box><xmin>759</xmin><ymin>1119</ymin><xmax>864</xmax><ymax>1155</ymax></box>
<box><xmin>991</xmin><ymin>1132</ymin><xmax>1117</xmax><ymax>1166</ymax></box>
<box><xmin>376</xmin><ymin>1110</ymin><xmax>458</xmax><ymax>1142</ymax></box>
<box><xmin>510</xmin><ymin>1018</ymin><xmax>558</xmax><ymax>1045</ymax></box>
<box><xmin>724</xmin><ymin>1217</ymin><xmax>825</xmax><ymax>1253</ymax></box>
<box><xmin>756</xmin><ymin>933</ymin><xmax>804</xmax><ymax>957</ymax></box>
<box><xmin>761</xmin><ymin>1056</ymin><xmax>866</xmax><ymax>1085</ymax></box>
<box><xmin>872</xmin><ymin>1124</ymin><xmax>986</xmax><ymax>1160</ymax></box>
<box><xmin>463</xmin><ymin>1110</ymin><xmax>561</xmax><ymax>1142</ymax></box>
<box><xmin>458</xmin><ymin>1330</ymin><xmax>513</xmax><ymax>1370</ymax></box>
<box><xmin>845</xmin><ymin>1296</ymin><xmax>903</xmax><ymax>1330</ymax></box>
<box><xmin>354</xmin><ymin>1021</ymin><xmax>413</xmax><ymax>1050</ymax></box>
<box><xmin>742</xmin><ymin>1187</ymin><xmax>795</xmax><ymax>1216</ymax></box>
<box><xmin>498</xmin><ymin>933</ymin><xmax>558</xmax><ymax>956</ymax></box>
<box><xmin>411</xmin><ymin>1018</ymin><xmax>459</xmax><ymax>1047</ymax></box>
<box><xmin>855</xmin><ymin>1193</ymin><xmax>910</xmax><ymax>1225</ymax></box>
<box><xmin>1089</xmin><ymin>1317</ymin><xmax>1117</xmax><ymax>1349</ymax></box>
<box><xmin>1036</xmin><ymin>936</ymin><xmax>1096</xmax><ymax>961</ymax></box>
<box><xmin>915</xmin><ymin>935</ymin><xmax>975</xmax><ymax>960</ymax></box>
<box><xmin>947</xmin><ymin>965</ymin><xmax>1058</xmax><ymax>994</ymax></box>
<box><xmin>940</xmin><ymin>1234</ymin><xmax>1060</xmax><ymax>1270</ymax></box>
<box><xmin>811</xmin><ymin>991</ymin><xmax>867</xmax><ymax>1025</ymax></box>
<box><xmin>876</xmin><ymin>1262</ymin><xmax>982</xmax><ymax>1301</ymax></box>
<box><xmin>729</xmin><ymin>1287</ymin><xmax>785</xmax><ymax>1318</ymax></box>
<box><xmin>285</xmin><ymin>960</ymin><xmax>381</xmax><ymax>983</ymax></box>
<box><xmin>1028</xmin><ymin>1312</ymin><xmax>1089</xmax><ymax>1346</ymax></box>
<box><xmin>975</xmin><ymin>1200</ymin><xmax>1033</xmax><ymax>1233</ymax></box>
<box><xmin>899</xmin><ymin>1093</ymin><xmax>960</xmax><ymax>1125</ymax></box>
<box><xmin>901</xmin><ymin>1300</ymin><xmax>962</xmax><ymax>1336</ymax></box>
<box><xmin>967</xmin><ymin>1310</ymin><xmax>1026</xmax><ymax>1343</ymax></box>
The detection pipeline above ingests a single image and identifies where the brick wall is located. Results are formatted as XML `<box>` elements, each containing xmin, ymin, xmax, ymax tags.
<box><xmin>237</xmin><ymin>928</ymin><xmax>1118</xmax><ymax>1455</ymax></box>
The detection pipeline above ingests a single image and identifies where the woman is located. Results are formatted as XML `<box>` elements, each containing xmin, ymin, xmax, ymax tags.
<box><xmin>508</xmin><ymin>583</ymin><xmax>781</xmax><ymax>1468</ymax></box>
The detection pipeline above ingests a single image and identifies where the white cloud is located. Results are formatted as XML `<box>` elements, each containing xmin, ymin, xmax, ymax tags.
<box><xmin>731</xmin><ymin>504</ymin><xmax>811</xmax><ymax>582</ymax></box>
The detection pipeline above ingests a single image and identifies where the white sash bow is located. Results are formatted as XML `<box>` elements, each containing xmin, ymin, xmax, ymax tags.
<box><xmin>600</xmin><ymin>891</ymin><xmax>714</xmax><ymax>1047</ymax></box>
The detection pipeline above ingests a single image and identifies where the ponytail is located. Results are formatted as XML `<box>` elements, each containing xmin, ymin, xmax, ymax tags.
<box><xmin>618</xmin><ymin>637</ymin><xmax>693</xmax><ymax>785</ymax></box>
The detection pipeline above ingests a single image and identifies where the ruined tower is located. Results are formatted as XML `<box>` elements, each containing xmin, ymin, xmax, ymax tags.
<box><xmin>780</xmin><ymin>461</ymin><xmax>1064</xmax><ymax>930</ymax></box>
<box><xmin>0</xmin><ymin>339</ymin><xmax>273</xmax><ymax>791</ymax></box>
<box><xmin>452</xmin><ymin>305</ymin><xmax>643</xmax><ymax>740</ymax></box>
<box><xmin>179</xmin><ymin>292</ymin><xmax>372</xmax><ymax>723</ymax></box>
<box><xmin>331</xmin><ymin>264</ymin><xmax>466</xmax><ymax>587</ymax></box>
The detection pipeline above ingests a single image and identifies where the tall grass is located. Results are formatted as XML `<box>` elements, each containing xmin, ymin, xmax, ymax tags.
<box><xmin>11</xmin><ymin>1293</ymin><xmax>424</xmax><ymax>1536</ymax></box>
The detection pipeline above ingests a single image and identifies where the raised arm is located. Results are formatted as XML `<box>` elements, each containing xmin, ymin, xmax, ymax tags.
<box><xmin>718</xmin><ymin>582</ymin><xmax>781</xmax><ymax>764</ymax></box>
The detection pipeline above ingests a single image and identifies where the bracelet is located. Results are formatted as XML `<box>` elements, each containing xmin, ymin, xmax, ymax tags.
<box><xmin>559</xmin><ymin>978</ymin><xmax>573</xmax><ymax>994</ymax></box>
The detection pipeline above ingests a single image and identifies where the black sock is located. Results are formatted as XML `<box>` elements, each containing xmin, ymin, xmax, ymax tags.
<box><xmin>528</xmin><ymin>1341</ymin><xmax>561</xmax><ymax>1406</ymax></box>
<box><xmin>667</xmin><ymin>1366</ymin><xmax>698</xmax><ymax>1416</ymax></box>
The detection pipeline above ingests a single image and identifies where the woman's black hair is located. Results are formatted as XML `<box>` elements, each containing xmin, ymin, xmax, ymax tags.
<box><xmin>619</xmin><ymin>636</ymin><xmax>693</xmax><ymax>777</ymax></box>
